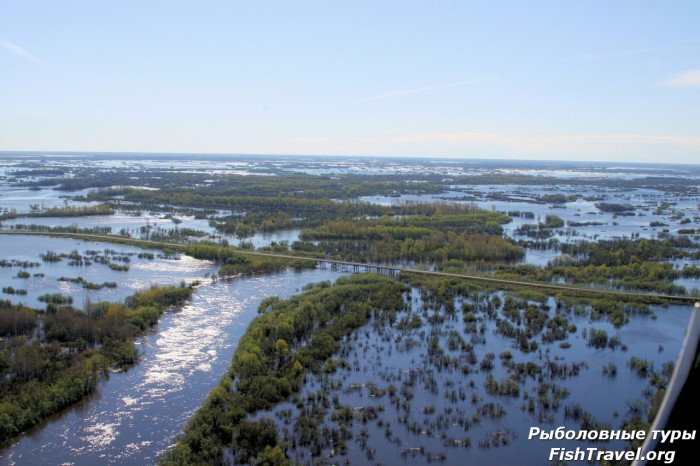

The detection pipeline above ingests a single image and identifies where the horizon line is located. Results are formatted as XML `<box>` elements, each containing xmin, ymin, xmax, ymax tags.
<box><xmin>0</xmin><ymin>149</ymin><xmax>699</xmax><ymax>167</ymax></box>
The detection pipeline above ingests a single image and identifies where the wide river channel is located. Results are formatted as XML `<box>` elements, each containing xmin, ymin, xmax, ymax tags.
<box><xmin>0</xmin><ymin>236</ymin><xmax>346</xmax><ymax>465</ymax></box>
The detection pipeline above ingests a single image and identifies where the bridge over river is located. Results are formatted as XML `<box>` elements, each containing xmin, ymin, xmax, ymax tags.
<box><xmin>1</xmin><ymin>230</ymin><xmax>697</xmax><ymax>305</ymax></box>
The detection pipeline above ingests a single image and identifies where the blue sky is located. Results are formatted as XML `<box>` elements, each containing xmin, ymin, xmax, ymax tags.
<box><xmin>1</xmin><ymin>1</ymin><xmax>698</xmax><ymax>163</ymax></box>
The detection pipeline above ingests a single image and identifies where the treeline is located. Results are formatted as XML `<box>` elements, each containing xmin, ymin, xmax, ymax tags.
<box><xmin>555</xmin><ymin>295</ymin><xmax>651</xmax><ymax>328</ymax></box>
<box><xmin>448</xmin><ymin>172</ymin><xmax>700</xmax><ymax>195</ymax></box>
<box><xmin>103</xmin><ymin>189</ymin><xmax>389</xmax><ymax>233</ymax></box>
<box><xmin>21</xmin><ymin>163</ymin><xmax>700</xmax><ymax>201</ymax></box>
<box><xmin>513</xmin><ymin>215</ymin><xmax>565</xmax><ymax>239</ymax></box>
<box><xmin>8</xmin><ymin>224</ymin><xmax>113</xmax><ymax>235</ymax></box>
<box><xmin>58</xmin><ymin>276</ymin><xmax>118</xmax><ymax>290</ymax></box>
<box><xmin>560</xmin><ymin>237</ymin><xmax>695</xmax><ymax>265</ymax></box>
<box><xmin>302</xmin><ymin>221</ymin><xmax>437</xmax><ymax>241</ymax></box>
<box><xmin>537</xmin><ymin>194</ymin><xmax>577</xmax><ymax>204</ymax></box>
<box><xmin>82</xmin><ymin>178</ymin><xmax>480</xmax><ymax>236</ymax></box>
<box><xmin>294</xmin><ymin>232</ymin><xmax>523</xmax><ymax>266</ymax></box>
<box><xmin>495</xmin><ymin>263</ymin><xmax>689</xmax><ymax>295</ymax></box>
<box><xmin>160</xmin><ymin>274</ymin><xmax>405</xmax><ymax>465</ymax></box>
<box><xmin>19</xmin><ymin>167</ymin><xmax>216</xmax><ymax>192</ymax></box>
<box><xmin>494</xmin><ymin>238</ymin><xmax>698</xmax><ymax>295</ymax></box>
<box><xmin>303</xmin><ymin>210</ymin><xmax>509</xmax><ymax>238</ymax></box>
<box><xmin>0</xmin><ymin>285</ymin><xmax>194</xmax><ymax>443</ymax></box>
<box><xmin>11</xmin><ymin>168</ymin><xmax>68</xmax><ymax>177</ymax></box>
<box><xmin>293</xmin><ymin>208</ymin><xmax>522</xmax><ymax>267</ymax></box>
<box><xmin>183</xmin><ymin>243</ymin><xmax>316</xmax><ymax>276</ymax></box>
<box><xmin>113</xmin><ymin>174</ymin><xmax>442</xmax><ymax>200</ymax></box>
<box><xmin>0</xmin><ymin>204</ymin><xmax>113</xmax><ymax>220</ymax></box>
<box><xmin>595</xmin><ymin>202</ymin><xmax>635</xmax><ymax>213</ymax></box>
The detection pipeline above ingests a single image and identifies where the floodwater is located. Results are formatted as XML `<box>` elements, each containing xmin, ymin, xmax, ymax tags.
<box><xmin>0</xmin><ymin>236</ymin><xmax>218</xmax><ymax>307</ymax></box>
<box><xmin>1</xmin><ymin>155</ymin><xmax>698</xmax><ymax>465</ymax></box>
<box><xmin>3</xmin><ymin>156</ymin><xmax>698</xmax><ymax>267</ymax></box>
<box><xmin>264</xmin><ymin>291</ymin><xmax>692</xmax><ymax>465</ymax></box>
<box><xmin>1</xmin><ymin>213</ymin><xmax>301</xmax><ymax>248</ymax></box>
<box><xmin>360</xmin><ymin>187</ymin><xmax>700</xmax><ymax>245</ymax></box>
<box><xmin>0</xmin><ymin>266</ymin><xmax>346</xmax><ymax>465</ymax></box>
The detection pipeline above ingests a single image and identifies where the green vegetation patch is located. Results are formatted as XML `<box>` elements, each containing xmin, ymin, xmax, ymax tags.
<box><xmin>0</xmin><ymin>285</ymin><xmax>194</xmax><ymax>444</ymax></box>
<box><xmin>161</xmin><ymin>274</ymin><xmax>405</xmax><ymax>465</ymax></box>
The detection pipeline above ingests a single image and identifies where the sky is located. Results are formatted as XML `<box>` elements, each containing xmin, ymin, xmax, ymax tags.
<box><xmin>0</xmin><ymin>1</ymin><xmax>698</xmax><ymax>163</ymax></box>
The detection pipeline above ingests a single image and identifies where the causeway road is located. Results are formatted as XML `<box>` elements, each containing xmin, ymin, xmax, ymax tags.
<box><xmin>1</xmin><ymin>230</ymin><xmax>697</xmax><ymax>305</ymax></box>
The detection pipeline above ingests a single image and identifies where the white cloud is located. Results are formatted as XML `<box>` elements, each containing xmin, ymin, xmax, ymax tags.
<box><xmin>665</xmin><ymin>69</ymin><xmax>700</xmax><ymax>87</ymax></box>
<box><xmin>0</xmin><ymin>38</ymin><xmax>42</xmax><ymax>64</ymax></box>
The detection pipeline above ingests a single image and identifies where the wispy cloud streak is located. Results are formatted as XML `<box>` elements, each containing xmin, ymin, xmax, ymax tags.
<box><xmin>569</xmin><ymin>39</ymin><xmax>700</xmax><ymax>62</ymax></box>
<box><xmin>362</xmin><ymin>76</ymin><xmax>503</xmax><ymax>101</ymax></box>
<box><xmin>0</xmin><ymin>38</ymin><xmax>42</xmax><ymax>64</ymax></box>
<box><xmin>569</xmin><ymin>46</ymin><xmax>671</xmax><ymax>61</ymax></box>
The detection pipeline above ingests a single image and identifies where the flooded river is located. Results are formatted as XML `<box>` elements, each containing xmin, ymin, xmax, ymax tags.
<box><xmin>1</xmin><ymin>156</ymin><xmax>698</xmax><ymax>464</ymax></box>
<box><xmin>0</xmin><ymin>249</ymin><xmax>345</xmax><ymax>464</ymax></box>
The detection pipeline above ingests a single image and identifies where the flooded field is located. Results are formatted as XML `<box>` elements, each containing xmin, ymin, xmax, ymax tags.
<box><xmin>250</xmin><ymin>284</ymin><xmax>691</xmax><ymax>465</ymax></box>
<box><xmin>0</xmin><ymin>154</ymin><xmax>698</xmax><ymax>464</ymax></box>
<box><xmin>2</xmin><ymin>154</ymin><xmax>699</xmax><ymax>263</ymax></box>
<box><xmin>0</xmin><ymin>236</ymin><xmax>217</xmax><ymax>307</ymax></box>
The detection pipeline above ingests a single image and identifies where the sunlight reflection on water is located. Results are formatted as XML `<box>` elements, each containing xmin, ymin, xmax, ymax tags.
<box><xmin>1</xmin><ymin>268</ymin><xmax>345</xmax><ymax>466</ymax></box>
